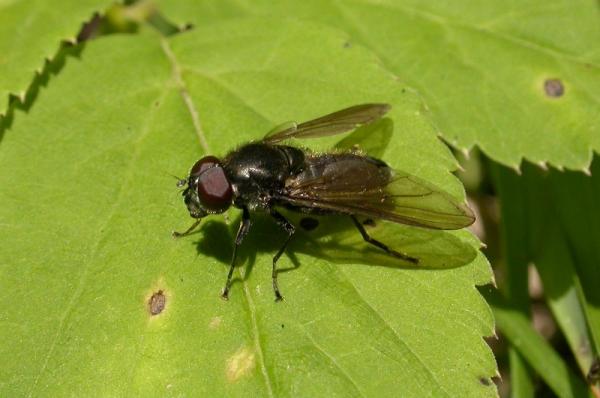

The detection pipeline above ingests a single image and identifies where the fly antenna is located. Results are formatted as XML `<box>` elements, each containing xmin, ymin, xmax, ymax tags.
<box><xmin>165</xmin><ymin>172</ymin><xmax>187</xmax><ymax>188</ymax></box>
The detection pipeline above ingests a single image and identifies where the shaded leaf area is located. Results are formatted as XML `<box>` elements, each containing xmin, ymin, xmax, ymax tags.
<box><xmin>0</xmin><ymin>0</ymin><xmax>118</xmax><ymax>115</ymax></box>
<box><xmin>157</xmin><ymin>0</ymin><xmax>600</xmax><ymax>171</ymax></box>
<box><xmin>0</xmin><ymin>20</ymin><xmax>494</xmax><ymax>396</ymax></box>
<box><xmin>491</xmin><ymin>159</ymin><xmax>600</xmax><ymax>395</ymax></box>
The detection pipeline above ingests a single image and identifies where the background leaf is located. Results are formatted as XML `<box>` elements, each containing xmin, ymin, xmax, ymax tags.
<box><xmin>0</xmin><ymin>0</ymin><xmax>118</xmax><ymax>115</ymax></box>
<box><xmin>487</xmin><ymin>290</ymin><xmax>591</xmax><ymax>398</ymax></box>
<box><xmin>156</xmin><ymin>0</ymin><xmax>600</xmax><ymax>171</ymax></box>
<box><xmin>0</xmin><ymin>19</ymin><xmax>495</xmax><ymax>396</ymax></box>
<box><xmin>492</xmin><ymin>160</ymin><xmax>600</xmax><ymax>381</ymax></box>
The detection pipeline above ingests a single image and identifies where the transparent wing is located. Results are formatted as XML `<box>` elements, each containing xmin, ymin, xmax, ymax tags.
<box><xmin>263</xmin><ymin>103</ymin><xmax>390</xmax><ymax>144</ymax></box>
<box><xmin>281</xmin><ymin>154</ymin><xmax>475</xmax><ymax>230</ymax></box>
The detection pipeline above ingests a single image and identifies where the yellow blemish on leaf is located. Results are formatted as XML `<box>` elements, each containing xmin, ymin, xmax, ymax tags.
<box><xmin>226</xmin><ymin>347</ymin><xmax>255</xmax><ymax>382</ymax></box>
<box><xmin>209</xmin><ymin>316</ymin><xmax>222</xmax><ymax>329</ymax></box>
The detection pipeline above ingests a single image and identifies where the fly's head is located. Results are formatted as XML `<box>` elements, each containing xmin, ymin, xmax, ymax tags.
<box><xmin>180</xmin><ymin>156</ymin><xmax>233</xmax><ymax>219</ymax></box>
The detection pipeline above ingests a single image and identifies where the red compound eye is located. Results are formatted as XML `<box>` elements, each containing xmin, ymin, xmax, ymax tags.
<box><xmin>190</xmin><ymin>156</ymin><xmax>232</xmax><ymax>213</ymax></box>
<box><xmin>190</xmin><ymin>155</ymin><xmax>220</xmax><ymax>177</ymax></box>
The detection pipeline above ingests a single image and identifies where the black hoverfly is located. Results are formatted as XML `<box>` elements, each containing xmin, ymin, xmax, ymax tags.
<box><xmin>174</xmin><ymin>104</ymin><xmax>475</xmax><ymax>301</ymax></box>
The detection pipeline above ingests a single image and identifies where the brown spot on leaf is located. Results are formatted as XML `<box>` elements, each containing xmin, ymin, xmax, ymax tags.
<box><xmin>148</xmin><ymin>290</ymin><xmax>166</xmax><ymax>315</ymax></box>
<box><xmin>544</xmin><ymin>78</ymin><xmax>564</xmax><ymax>98</ymax></box>
<box><xmin>226</xmin><ymin>347</ymin><xmax>255</xmax><ymax>382</ymax></box>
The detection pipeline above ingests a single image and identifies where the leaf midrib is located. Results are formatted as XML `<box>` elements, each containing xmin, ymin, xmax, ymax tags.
<box><xmin>160</xmin><ymin>36</ymin><xmax>275</xmax><ymax>396</ymax></box>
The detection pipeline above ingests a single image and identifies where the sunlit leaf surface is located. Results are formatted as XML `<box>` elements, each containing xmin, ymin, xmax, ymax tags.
<box><xmin>158</xmin><ymin>0</ymin><xmax>600</xmax><ymax>171</ymax></box>
<box><xmin>0</xmin><ymin>20</ymin><xmax>494</xmax><ymax>396</ymax></box>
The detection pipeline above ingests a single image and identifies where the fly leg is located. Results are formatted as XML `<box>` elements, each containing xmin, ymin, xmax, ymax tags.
<box><xmin>270</xmin><ymin>209</ymin><xmax>296</xmax><ymax>301</ymax></box>
<box><xmin>351</xmin><ymin>216</ymin><xmax>419</xmax><ymax>264</ymax></box>
<box><xmin>172</xmin><ymin>219</ymin><xmax>202</xmax><ymax>238</ymax></box>
<box><xmin>222</xmin><ymin>208</ymin><xmax>251</xmax><ymax>300</ymax></box>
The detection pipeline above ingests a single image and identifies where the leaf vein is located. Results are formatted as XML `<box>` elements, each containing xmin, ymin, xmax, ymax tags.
<box><xmin>300</xmin><ymin>325</ymin><xmax>366</xmax><ymax>397</ymax></box>
<box><xmin>241</xmin><ymin>278</ymin><xmax>275</xmax><ymax>397</ymax></box>
<box><xmin>160</xmin><ymin>38</ymin><xmax>210</xmax><ymax>154</ymax></box>
<box><xmin>333</xmin><ymin>266</ymin><xmax>452</xmax><ymax>397</ymax></box>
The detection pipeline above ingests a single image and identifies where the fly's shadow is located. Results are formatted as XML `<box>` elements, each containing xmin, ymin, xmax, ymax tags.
<box><xmin>287</xmin><ymin>213</ymin><xmax>477</xmax><ymax>270</ymax></box>
<box><xmin>192</xmin><ymin>209</ymin><xmax>477</xmax><ymax>291</ymax></box>
<box><xmin>193</xmin><ymin>214</ymin><xmax>304</xmax><ymax>289</ymax></box>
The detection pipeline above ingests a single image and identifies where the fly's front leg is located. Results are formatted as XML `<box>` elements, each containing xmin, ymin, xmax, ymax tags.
<box><xmin>172</xmin><ymin>219</ymin><xmax>202</xmax><ymax>238</ymax></box>
<box><xmin>222</xmin><ymin>208</ymin><xmax>251</xmax><ymax>300</ymax></box>
<box><xmin>270</xmin><ymin>209</ymin><xmax>295</xmax><ymax>301</ymax></box>
<box><xmin>351</xmin><ymin>216</ymin><xmax>419</xmax><ymax>264</ymax></box>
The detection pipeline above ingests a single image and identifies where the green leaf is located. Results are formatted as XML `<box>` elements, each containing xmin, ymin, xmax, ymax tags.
<box><xmin>0</xmin><ymin>0</ymin><xmax>118</xmax><ymax>115</ymax></box>
<box><xmin>156</xmin><ymin>0</ymin><xmax>600</xmax><ymax>171</ymax></box>
<box><xmin>487</xmin><ymin>290</ymin><xmax>591</xmax><ymax>398</ymax></box>
<box><xmin>548</xmin><ymin>160</ymin><xmax>600</xmax><ymax>358</ymax></box>
<box><xmin>508</xmin><ymin>351</ymin><xmax>536</xmax><ymax>398</ymax></box>
<box><xmin>489</xmin><ymin>161</ymin><xmax>537</xmax><ymax>397</ymax></box>
<box><xmin>0</xmin><ymin>20</ymin><xmax>494</xmax><ymax>396</ymax></box>
<box><xmin>492</xmin><ymin>161</ymin><xmax>600</xmax><ymax>391</ymax></box>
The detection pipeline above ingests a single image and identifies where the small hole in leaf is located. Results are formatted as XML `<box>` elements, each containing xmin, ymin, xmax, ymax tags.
<box><xmin>343</xmin><ymin>41</ymin><xmax>351</xmax><ymax>48</ymax></box>
<box><xmin>300</xmin><ymin>217</ymin><xmax>319</xmax><ymax>231</ymax></box>
<box><xmin>363</xmin><ymin>218</ymin><xmax>376</xmax><ymax>227</ymax></box>
<box><xmin>544</xmin><ymin>78</ymin><xmax>564</xmax><ymax>98</ymax></box>
<box><xmin>148</xmin><ymin>290</ymin><xmax>166</xmax><ymax>315</ymax></box>
<box><xmin>479</xmin><ymin>377</ymin><xmax>492</xmax><ymax>386</ymax></box>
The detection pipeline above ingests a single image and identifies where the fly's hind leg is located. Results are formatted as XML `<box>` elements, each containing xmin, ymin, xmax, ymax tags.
<box><xmin>270</xmin><ymin>209</ymin><xmax>296</xmax><ymax>301</ymax></box>
<box><xmin>351</xmin><ymin>216</ymin><xmax>419</xmax><ymax>264</ymax></box>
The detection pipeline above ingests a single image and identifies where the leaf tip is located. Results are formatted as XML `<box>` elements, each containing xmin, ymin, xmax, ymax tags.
<box><xmin>554</xmin><ymin>163</ymin><xmax>565</xmax><ymax>172</ymax></box>
<box><xmin>489</xmin><ymin>274</ymin><xmax>497</xmax><ymax>289</ymax></box>
<box><xmin>510</xmin><ymin>163</ymin><xmax>522</xmax><ymax>175</ymax></box>
<box><xmin>582</xmin><ymin>166</ymin><xmax>592</xmax><ymax>176</ymax></box>
<box><xmin>460</xmin><ymin>147</ymin><xmax>471</xmax><ymax>159</ymax></box>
